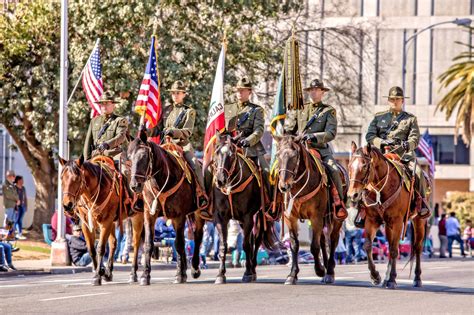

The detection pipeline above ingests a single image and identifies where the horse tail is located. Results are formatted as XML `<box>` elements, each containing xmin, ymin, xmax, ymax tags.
<box><xmin>257</xmin><ymin>211</ymin><xmax>280</xmax><ymax>251</ymax></box>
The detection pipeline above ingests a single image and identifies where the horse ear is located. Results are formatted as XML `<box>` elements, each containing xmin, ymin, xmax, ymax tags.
<box><xmin>363</xmin><ymin>143</ymin><xmax>372</xmax><ymax>155</ymax></box>
<box><xmin>76</xmin><ymin>154</ymin><xmax>84</xmax><ymax>167</ymax></box>
<box><xmin>139</xmin><ymin>128</ymin><xmax>148</xmax><ymax>143</ymax></box>
<box><xmin>351</xmin><ymin>141</ymin><xmax>357</xmax><ymax>154</ymax></box>
<box><xmin>59</xmin><ymin>156</ymin><xmax>67</xmax><ymax>166</ymax></box>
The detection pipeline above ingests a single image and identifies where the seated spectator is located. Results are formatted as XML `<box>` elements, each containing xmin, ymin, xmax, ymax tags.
<box><xmin>154</xmin><ymin>218</ymin><xmax>176</xmax><ymax>261</ymax></box>
<box><xmin>66</xmin><ymin>225</ymin><xmax>92</xmax><ymax>267</ymax></box>
<box><xmin>0</xmin><ymin>241</ymin><xmax>17</xmax><ymax>272</ymax></box>
<box><xmin>51</xmin><ymin>210</ymin><xmax>73</xmax><ymax>241</ymax></box>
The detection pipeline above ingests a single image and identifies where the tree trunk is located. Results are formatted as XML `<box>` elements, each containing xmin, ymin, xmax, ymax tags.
<box><xmin>31</xmin><ymin>163</ymin><xmax>57</xmax><ymax>231</ymax></box>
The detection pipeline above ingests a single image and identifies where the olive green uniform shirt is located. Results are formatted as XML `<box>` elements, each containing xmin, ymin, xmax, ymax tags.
<box><xmin>83</xmin><ymin>114</ymin><xmax>129</xmax><ymax>160</ymax></box>
<box><xmin>366</xmin><ymin>110</ymin><xmax>420</xmax><ymax>162</ymax></box>
<box><xmin>163</xmin><ymin>103</ymin><xmax>196</xmax><ymax>152</ymax></box>
<box><xmin>2</xmin><ymin>181</ymin><xmax>18</xmax><ymax>209</ymax></box>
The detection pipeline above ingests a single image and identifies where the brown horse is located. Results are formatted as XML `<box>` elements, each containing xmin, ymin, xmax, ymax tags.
<box><xmin>273</xmin><ymin>135</ymin><xmax>344</xmax><ymax>285</ymax></box>
<box><xmin>59</xmin><ymin>155</ymin><xmax>143</xmax><ymax>285</ymax></box>
<box><xmin>212</xmin><ymin>132</ymin><xmax>278</xmax><ymax>284</ymax></box>
<box><xmin>348</xmin><ymin>142</ymin><xmax>427</xmax><ymax>289</ymax></box>
<box><xmin>128</xmin><ymin>130</ymin><xmax>205</xmax><ymax>285</ymax></box>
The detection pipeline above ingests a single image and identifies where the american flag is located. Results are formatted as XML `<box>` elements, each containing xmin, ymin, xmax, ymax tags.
<box><xmin>81</xmin><ymin>39</ymin><xmax>103</xmax><ymax>117</ymax></box>
<box><xmin>418</xmin><ymin>129</ymin><xmax>435</xmax><ymax>177</ymax></box>
<box><xmin>135</xmin><ymin>35</ymin><xmax>162</xmax><ymax>129</ymax></box>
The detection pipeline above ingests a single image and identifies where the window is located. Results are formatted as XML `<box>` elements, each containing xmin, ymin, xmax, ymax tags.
<box><xmin>418</xmin><ymin>135</ymin><xmax>470</xmax><ymax>165</ymax></box>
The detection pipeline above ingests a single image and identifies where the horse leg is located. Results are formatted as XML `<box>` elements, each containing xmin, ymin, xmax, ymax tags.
<box><xmin>364</xmin><ymin>219</ymin><xmax>381</xmax><ymax>286</ymax></box>
<box><xmin>412</xmin><ymin>216</ymin><xmax>426</xmax><ymax>288</ymax></box>
<box><xmin>285</xmin><ymin>217</ymin><xmax>300</xmax><ymax>285</ymax></box>
<box><xmin>173</xmin><ymin>218</ymin><xmax>187</xmax><ymax>284</ymax></box>
<box><xmin>129</xmin><ymin>214</ymin><xmax>143</xmax><ymax>284</ymax></box>
<box><xmin>81</xmin><ymin>223</ymin><xmax>97</xmax><ymax>270</ymax></box>
<box><xmin>191</xmin><ymin>214</ymin><xmax>204</xmax><ymax>279</ymax></box>
<box><xmin>309</xmin><ymin>217</ymin><xmax>326</xmax><ymax>279</ymax></box>
<box><xmin>93</xmin><ymin>223</ymin><xmax>113</xmax><ymax>286</ymax></box>
<box><xmin>139</xmin><ymin>214</ymin><xmax>155</xmax><ymax>286</ymax></box>
<box><xmin>383</xmin><ymin>222</ymin><xmax>403</xmax><ymax>289</ymax></box>
<box><xmin>103</xmin><ymin>223</ymin><xmax>117</xmax><ymax>282</ymax></box>
<box><xmin>320</xmin><ymin>232</ymin><xmax>329</xmax><ymax>270</ymax></box>
<box><xmin>324</xmin><ymin>220</ymin><xmax>343</xmax><ymax>284</ymax></box>
<box><xmin>214</xmin><ymin>215</ymin><xmax>228</xmax><ymax>284</ymax></box>
<box><xmin>252</xmin><ymin>219</ymin><xmax>264</xmax><ymax>282</ymax></box>
<box><xmin>242</xmin><ymin>217</ymin><xmax>255</xmax><ymax>283</ymax></box>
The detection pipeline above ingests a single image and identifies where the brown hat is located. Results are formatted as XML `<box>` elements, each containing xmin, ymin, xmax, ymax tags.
<box><xmin>384</xmin><ymin>86</ymin><xmax>409</xmax><ymax>99</ymax></box>
<box><xmin>168</xmin><ymin>80</ymin><xmax>187</xmax><ymax>92</ymax></box>
<box><xmin>304</xmin><ymin>79</ymin><xmax>330</xmax><ymax>91</ymax></box>
<box><xmin>236</xmin><ymin>77</ymin><xmax>253</xmax><ymax>90</ymax></box>
<box><xmin>94</xmin><ymin>91</ymin><xmax>119</xmax><ymax>104</ymax></box>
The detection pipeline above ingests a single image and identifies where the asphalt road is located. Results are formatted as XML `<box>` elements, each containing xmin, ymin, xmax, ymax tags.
<box><xmin>1</xmin><ymin>259</ymin><xmax>473</xmax><ymax>314</ymax></box>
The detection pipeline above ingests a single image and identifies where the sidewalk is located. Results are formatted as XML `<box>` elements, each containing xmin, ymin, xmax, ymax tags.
<box><xmin>2</xmin><ymin>259</ymin><xmax>222</xmax><ymax>278</ymax></box>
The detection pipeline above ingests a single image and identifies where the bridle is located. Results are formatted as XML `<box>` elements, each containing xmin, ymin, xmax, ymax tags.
<box><xmin>214</xmin><ymin>142</ymin><xmax>244</xmax><ymax>191</ymax></box>
<box><xmin>131</xmin><ymin>142</ymin><xmax>161</xmax><ymax>182</ymax></box>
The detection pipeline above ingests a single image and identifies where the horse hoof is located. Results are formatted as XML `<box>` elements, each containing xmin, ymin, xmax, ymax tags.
<box><xmin>92</xmin><ymin>276</ymin><xmax>102</xmax><ymax>286</ymax></box>
<box><xmin>102</xmin><ymin>273</ymin><xmax>113</xmax><ymax>282</ymax></box>
<box><xmin>139</xmin><ymin>277</ymin><xmax>150</xmax><ymax>286</ymax></box>
<box><xmin>284</xmin><ymin>276</ymin><xmax>297</xmax><ymax>285</ymax></box>
<box><xmin>215</xmin><ymin>276</ymin><xmax>226</xmax><ymax>284</ymax></box>
<box><xmin>315</xmin><ymin>268</ymin><xmax>326</xmax><ymax>278</ymax></box>
<box><xmin>173</xmin><ymin>275</ymin><xmax>187</xmax><ymax>284</ymax></box>
<box><xmin>371</xmin><ymin>273</ymin><xmax>381</xmax><ymax>286</ymax></box>
<box><xmin>323</xmin><ymin>274</ymin><xmax>335</xmax><ymax>284</ymax></box>
<box><xmin>128</xmin><ymin>274</ymin><xmax>138</xmax><ymax>284</ymax></box>
<box><xmin>251</xmin><ymin>274</ymin><xmax>257</xmax><ymax>282</ymax></box>
<box><xmin>413</xmin><ymin>279</ymin><xmax>423</xmax><ymax>288</ymax></box>
<box><xmin>191</xmin><ymin>267</ymin><xmax>201</xmax><ymax>279</ymax></box>
<box><xmin>242</xmin><ymin>274</ymin><xmax>253</xmax><ymax>283</ymax></box>
<box><xmin>383</xmin><ymin>280</ymin><xmax>397</xmax><ymax>290</ymax></box>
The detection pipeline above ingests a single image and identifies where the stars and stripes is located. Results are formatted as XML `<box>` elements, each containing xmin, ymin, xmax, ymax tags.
<box><xmin>81</xmin><ymin>40</ymin><xmax>103</xmax><ymax>117</ymax></box>
<box><xmin>418</xmin><ymin>129</ymin><xmax>435</xmax><ymax>177</ymax></box>
<box><xmin>135</xmin><ymin>35</ymin><xmax>162</xmax><ymax>129</ymax></box>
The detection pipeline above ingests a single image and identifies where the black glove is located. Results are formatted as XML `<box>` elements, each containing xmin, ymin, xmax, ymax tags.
<box><xmin>401</xmin><ymin>141</ymin><xmax>410</xmax><ymax>151</ymax></box>
<box><xmin>302</xmin><ymin>134</ymin><xmax>316</xmax><ymax>143</ymax></box>
<box><xmin>97</xmin><ymin>143</ymin><xmax>109</xmax><ymax>152</ymax></box>
<box><xmin>164</xmin><ymin>129</ymin><xmax>174</xmax><ymax>137</ymax></box>
<box><xmin>239</xmin><ymin>138</ymin><xmax>251</xmax><ymax>148</ymax></box>
<box><xmin>380</xmin><ymin>139</ymin><xmax>396</xmax><ymax>147</ymax></box>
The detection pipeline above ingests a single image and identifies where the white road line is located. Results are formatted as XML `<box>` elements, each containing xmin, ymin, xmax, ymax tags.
<box><xmin>298</xmin><ymin>276</ymin><xmax>355</xmax><ymax>280</ymax></box>
<box><xmin>39</xmin><ymin>292</ymin><xmax>111</xmax><ymax>302</ymax></box>
<box><xmin>427</xmin><ymin>266</ymin><xmax>450</xmax><ymax>270</ymax></box>
<box><xmin>396</xmin><ymin>279</ymin><xmax>440</xmax><ymax>284</ymax></box>
<box><xmin>345</xmin><ymin>271</ymin><xmax>370</xmax><ymax>274</ymax></box>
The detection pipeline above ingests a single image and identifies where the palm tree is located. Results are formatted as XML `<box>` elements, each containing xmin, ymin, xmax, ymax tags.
<box><xmin>436</xmin><ymin>44</ymin><xmax>474</xmax><ymax>147</ymax></box>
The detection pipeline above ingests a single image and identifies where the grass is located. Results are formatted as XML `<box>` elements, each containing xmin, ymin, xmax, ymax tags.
<box><xmin>16</xmin><ymin>243</ymin><xmax>51</xmax><ymax>254</ymax></box>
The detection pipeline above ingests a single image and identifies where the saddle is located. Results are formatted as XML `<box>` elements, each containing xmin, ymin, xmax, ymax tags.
<box><xmin>160</xmin><ymin>142</ymin><xmax>192</xmax><ymax>184</ymax></box>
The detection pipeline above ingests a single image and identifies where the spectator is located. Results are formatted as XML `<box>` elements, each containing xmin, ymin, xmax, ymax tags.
<box><xmin>0</xmin><ymin>241</ymin><xmax>17</xmax><ymax>272</ymax></box>
<box><xmin>14</xmin><ymin>175</ymin><xmax>27</xmax><ymax>240</ymax></box>
<box><xmin>154</xmin><ymin>218</ymin><xmax>176</xmax><ymax>261</ymax></box>
<box><xmin>2</xmin><ymin>170</ymin><xmax>19</xmax><ymax>226</ymax></box>
<box><xmin>51</xmin><ymin>210</ymin><xmax>73</xmax><ymax>241</ymax></box>
<box><xmin>446</xmin><ymin>212</ymin><xmax>466</xmax><ymax>258</ymax></box>
<box><xmin>66</xmin><ymin>225</ymin><xmax>92</xmax><ymax>267</ymax></box>
<box><xmin>463</xmin><ymin>219</ymin><xmax>473</xmax><ymax>257</ymax></box>
<box><xmin>200</xmin><ymin>222</ymin><xmax>215</xmax><ymax>268</ymax></box>
<box><xmin>114</xmin><ymin>219</ymin><xmax>130</xmax><ymax>264</ymax></box>
<box><xmin>335</xmin><ymin>229</ymin><xmax>346</xmax><ymax>264</ymax></box>
<box><xmin>344</xmin><ymin>207</ymin><xmax>365</xmax><ymax>263</ymax></box>
<box><xmin>227</xmin><ymin>220</ymin><xmax>243</xmax><ymax>268</ymax></box>
<box><xmin>438</xmin><ymin>213</ymin><xmax>448</xmax><ymax>258</ymax></box>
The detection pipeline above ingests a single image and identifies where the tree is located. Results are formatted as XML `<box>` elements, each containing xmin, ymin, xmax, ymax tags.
<box><xmin>1</xmin><ymin>1</ymin><xmax>372</xmax><ymax>230</ymax></box>
<box><xmin>436</xmin><ymin>33</ymin><xmax>474</xmax><ymax>146</ymax></box>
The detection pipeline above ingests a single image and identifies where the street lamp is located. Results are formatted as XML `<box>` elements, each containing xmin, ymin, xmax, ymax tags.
<box><xmin>402</xmin><ymin>18</ymin><xmax>472</xmax><ymax>98</ymax></box>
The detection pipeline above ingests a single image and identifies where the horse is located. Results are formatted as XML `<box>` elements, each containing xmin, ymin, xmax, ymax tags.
<box><xmin>59</xmin><ymin>155</ymin><xmax>144</xmax><ymax>285</ymax></box>
<box><xmin>127</xmin><ymin>130</ymin><xmax>205</xmax><ymax>285</ymax></box>
<box><xmin>211</xmin><ymin>132</ymin><xmax>279</xmax><ymax>284</ymax></box>
<box><xmin>348</xmin><ymin>142</ymin><xmax>427</xmax><ymax>289</ymax></box>
<box><xmin>272</xmin><ymin>134</ymin><xmax>345</xmax><ymax>285</ymax></box>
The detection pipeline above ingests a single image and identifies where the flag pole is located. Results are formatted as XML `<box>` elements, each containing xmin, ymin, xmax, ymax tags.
<box><xmin>67</xmin><ymin>38</ymin><xmax>100</xmax><ymax>105</ymax></box>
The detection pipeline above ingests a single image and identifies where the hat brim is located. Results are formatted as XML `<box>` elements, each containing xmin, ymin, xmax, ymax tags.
<box><xmin>94</xmin><ymin>99</ymin><xmax>119</xmax><ymax>104</ymax></box>
<box><xmin>304</xmin><ymin>86</ymin><xmax>330</xmax><ymax>91</ymax></box>
<box><xmin>384</xmin><ymin>96</ymin><xmax>409</xmax><ymax>99</ymax></box>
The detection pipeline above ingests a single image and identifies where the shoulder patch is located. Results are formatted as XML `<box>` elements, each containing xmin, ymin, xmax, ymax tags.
<box><xmin>330</xmin><ymin>109</ymin><xmax>336</xmax><ymax>117</ymax></box>
<box><xmin>118</xmin><ymin>118</ymin><xmax>128</xmax><ymax>127</ymax></box>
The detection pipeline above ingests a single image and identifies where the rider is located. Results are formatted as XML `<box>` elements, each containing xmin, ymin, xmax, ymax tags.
<box><xmin>284</xmin><ymin>78</ymin><xmax>348</xmax><ymax>221</ymax></box>
<box><xmin>365</xmin><ymin>86</ymin><xmax>430</xmax><ymax>219</ymax></box>
<box><xmin>83</xmin><ymin>91</ymin><xmax>143</xmax><ymax>212</ymax></box>
<box><xmin>162</xmin><ymin>80</ymin><xmax>211</xmax><ymax>219</ymax></box>
<box><xmin>228</xmin><ymin>76</ymin><xmax>272</xmax><ymax>198</ymax></box>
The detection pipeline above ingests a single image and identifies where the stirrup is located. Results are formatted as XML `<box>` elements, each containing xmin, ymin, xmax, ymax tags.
<box><xmin>334</xmin><ymin>205</ymin><xmax>348</xmax><ymax>222</ymax></box>
<box><xmin>417</xmin><ymin>207</ymin><xmax>431</xmax><ymax>219</ymax></box>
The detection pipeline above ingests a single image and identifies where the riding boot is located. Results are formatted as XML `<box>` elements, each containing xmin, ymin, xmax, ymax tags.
<box><xmin>331</xmin><ymin>181</ymin><xmax>348</xmax><ymax>221</ymax></box>
<box><xmin>416</xmin><ymin>194</ymin><xmax>431</xmax><ymax>219</ymax></box>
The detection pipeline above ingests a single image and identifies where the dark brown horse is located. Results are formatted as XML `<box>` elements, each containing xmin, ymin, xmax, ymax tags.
<box><xmin>348</xmin><ymin>142</ymin><xmax>427</xmax><ymax>289</ymax></box>
<box><xmin>128</xmin><ymin>130</ymin><xmax>205</xmax><ymax>285</ymax></box>
<box><xmin>59</xmin><ymin>155</ymin><xmax>143</xmax><ymax>285</ymax></box>
<box><xmin>212</xmin><ymin>132</ymin><xmax>278</xmax><ymax>284</ymax></box>
<box><xmin>273</xmin><ymin>135</ymin><xmax>344</xmax><ymax>285</ymax></box>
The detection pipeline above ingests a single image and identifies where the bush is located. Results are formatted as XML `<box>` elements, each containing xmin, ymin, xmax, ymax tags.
<box><xmin>442</xmin><ymin>192</ymin><xmax>474</xmax><ymax>227</ymax></box>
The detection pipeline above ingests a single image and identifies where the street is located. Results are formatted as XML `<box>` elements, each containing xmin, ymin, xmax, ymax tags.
<box><xmin>1</xmin><ymin>258</ymin><xmax>472</xmax><ymax>314</ymax></box>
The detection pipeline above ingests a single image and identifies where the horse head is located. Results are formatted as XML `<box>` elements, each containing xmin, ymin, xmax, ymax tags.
<box><xmin>213</xmin><ymin>130</ymin><xmax>239</xmax><ymax>189</ymax></box>
<box><xmin>59</xmin><ymin>155</ymin><xmax>85</xmax><ymax>215</ymax></box>
<box><xmin>272</xmin><ymin>134</ymin><xmax>304</xmax><ymax>193</ymax></box>
<box><xmin>127</xmin><ymin>129</ymin><xmax>152</xmax><ymax>193</ymax></box>
<box><xmin>348</xmin><ymin>141</ymin><xmax>380</xmax><ymax>203</ymax></box>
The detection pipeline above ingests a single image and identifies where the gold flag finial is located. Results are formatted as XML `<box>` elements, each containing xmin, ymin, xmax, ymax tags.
<box><xmin>152</xmin><ymin>16</ymin><xmax>158</xmax><ymax>35</ymax></box>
